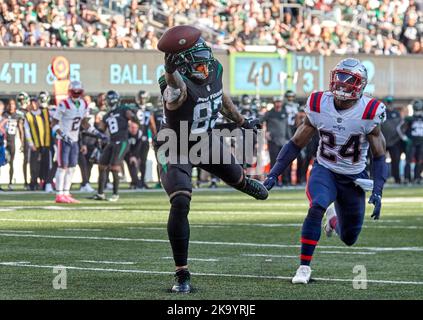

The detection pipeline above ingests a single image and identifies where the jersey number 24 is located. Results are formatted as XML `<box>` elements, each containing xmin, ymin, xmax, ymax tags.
<box><xmin>319</xmin><ymin>130</ymin><xmax>361</xmax><ymax>163</ymax></box>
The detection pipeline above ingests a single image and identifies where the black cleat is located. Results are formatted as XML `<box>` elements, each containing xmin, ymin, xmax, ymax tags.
<box><xmin>91</xmin><ymin>193</ymin><xmax>107</xmax><ymax>200</ymax></box>
<box><xmin>239</xmin><ymin>178</ymin><xmax>269</xmax><ymax>200</ymax></box>
<box><xmin>171</xmin><ymin>269</ymin><xmax>192</xmax><ymax>293</ymax></box>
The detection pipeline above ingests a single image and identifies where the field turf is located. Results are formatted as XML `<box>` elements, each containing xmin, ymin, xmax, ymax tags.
<box><xmin>0</xmin><ymin>187</ymin><xmax>422</xmax><ymax>300</ymax></box>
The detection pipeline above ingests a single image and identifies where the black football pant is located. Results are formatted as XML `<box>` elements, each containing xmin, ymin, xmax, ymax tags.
<box><xmin>405</xmin><ymin>143</ymin><xmax>423</xmax><ymax>182</ymax></box>
<box><xmin>139</xmin><ymin>141</ymin><xmax>149</xmax><ymax>186</ymax></box>
<box><xmin>387</xmin><ymin>141</ymin><xmax>403</xmax><ymax>184</ymax></box>
<box><xmin>156</xmin><ymin>135</ymin><xmax>244</xmax><ymax>267</ymax></box>
<box><xmin>125</xmin><ymin>154</ymin><xmax>140</xmax><ymax>187</ymax></box>
<box><xmin>6</xmin><ymin>137</ymin><xmax>16</xmax><ymax>185</ymax></box>
<box><xmin>78</xmin><ymin>144</ymin><xmax>95</xmax><ymax>186</ymax></box>
<box><xmin>29</xmin><ymin>147</ymin><xmax>50</xmax><ymax>189</ymax></box>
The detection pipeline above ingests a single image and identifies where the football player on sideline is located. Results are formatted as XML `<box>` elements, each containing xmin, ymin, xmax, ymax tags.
<box><xmin>92</xmin><ymin>90</ymin><xmax>140</xmax><ymax>202</ymax></box>
<box><xmin>51</xmin><ymin>81</ymin><xmax>107</xmax><ymax>203</ymax></box>
<box><xmin>156</xmin><ymin>26</ymin><xmax>268</xmax><ymax>293</ymax></box>
<box><xmin>264</xmin><ymin>58</ymin><xmax>388</xmax><ymax>284</ymax></box>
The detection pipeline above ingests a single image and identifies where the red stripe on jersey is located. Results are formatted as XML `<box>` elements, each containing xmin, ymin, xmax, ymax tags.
<box><xmin>63</xmin><ymin>99</ymin><xmax>71</xmax><ymax>109</ymax></box>
<box><xmin>369</xmin><ymin>100</ymin><xmax>381</xmax><ymax>119</ymax></box>
<box><xmin>305</xmin><ymin>180</ymin><xmax>312</xmax><ymax>208</ymax></box>
<box><xmin>300</xmin><ymin>254</ymin><xmax>313</xmax><ymax>261</ymax></box>
<box><xmin>83</xmin><ymin>99</ymin><xmax>88</xmax><ymax>109</ymax></box>
<box><xmin>362</xmin><ymin>98</ymin><xmax>381</xmax><ymax>119</ymax></box>
<box><xmin>309</xmin><ymin>93</ymin><xmax>316</xmax><ymax>112</ymax></box>
<box><xmin>315</xmin><ymin>92</ymin><xmax>323</xmax><ymax>113</ymax></box>
<box><xmin>301</xmin><ymin>237</ymin><xmax>318</xmax><ymax>246</ymax></box>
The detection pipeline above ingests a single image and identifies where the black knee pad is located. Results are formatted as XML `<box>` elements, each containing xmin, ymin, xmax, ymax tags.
<box><xmin>170</xmin><ymin>194</ymin><xmax>191</xmax><ymax>217</ymax></box>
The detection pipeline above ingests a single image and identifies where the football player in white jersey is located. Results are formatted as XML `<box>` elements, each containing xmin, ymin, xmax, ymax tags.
<box><xmin>264</xmin><ymin>58</ymin><xmax>388</xmax><ymax>284</ymax></box>
<box><xmin>51</xmin><ymin>81</ymin><xmax>107</xmax><ymax>203</ymax></box>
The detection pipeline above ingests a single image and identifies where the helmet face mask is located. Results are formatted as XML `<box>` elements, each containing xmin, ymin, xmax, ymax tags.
<box><xmin>106</xmin><ymin>90</ymin><xmax>120</xmax><ymax>110</ymax></box>
<box><xmin>330</xmin><ymin>59</ymin><xmax>367</xmax><ymax>101</ymax></box>
<box><xmin>136</xmin><ymin>90</ymin><xmax>149</xmax><ymax>107</ymax></box>
<box><xmin>413</xmin><ymin>99</ymin><xmax>423</xmax><ymax>116</ymax></box>
<box><xmin>16</xmin><ymin>92</ymin><xmax>30</xmax><ymax>109</ymax></box>
<box><xmin>38</xmin><ymin>91</ymin><xmax>50</xmax><ymax>107</ymax></box>
<box><xmin>68</xmin><ymin>81</ymin><xmax>84</xmax><ymax>100</ymax></box>
<box><xmin>175</xmin><ymin>39</ymin><xmax>214</xmax><ymax>83</ymax></box>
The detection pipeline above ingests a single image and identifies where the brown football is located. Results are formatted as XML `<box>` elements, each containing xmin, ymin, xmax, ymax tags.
<box><xmin>157</xmin><ymin>25</ymin><xmax>201</xmax><ymax>54</ymax></box>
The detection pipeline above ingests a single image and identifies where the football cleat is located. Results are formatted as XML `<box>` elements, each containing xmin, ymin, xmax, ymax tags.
<box><xmin>171</xmin><ymin>269</ymin><xmax>192</xmax><ymax>293</ymax></box>
<box><xmin>80</xmin><ymin>183</ymin><xmax>95</xmax><ymax>193</ymax></box>
<box><xmin>238</xmin><ymin>178</ymin><xmax>269</xmax><ymax>200</ymax></box>
<box><xmin>292</xmin><ymin>265</ymin><xmax>312</xmax><ymax>284</ymax></box>
<box><xmin>65</xmin><ymin>195</ymin><xmax>80</xmax><ymax>204</ymax></box>
<box><xmin>324</xmin><ymin>205</ymin><xmax>338</xmax><ymax>238</ymax></box>
<box><xmin>45</xmin><ymin>183</ymin><xmax>54</xmax><ymax>193</ymax></box>
<box><xmin>108</xmin><ymin>194</ymin><xmax>119</xmax><ymax>202</ymax></box>
<box><xmin>92</xmin><ymin>193</ymin><xmax>107</xmax><ymax>201</ymax></box>
<box><xmin>55</xmin><ymin>195</ymin><xmax>71</xmax><ymax>203</ymax></box>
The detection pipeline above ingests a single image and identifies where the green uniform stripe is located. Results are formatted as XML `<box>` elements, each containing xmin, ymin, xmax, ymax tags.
<box><xmin>216</xmin><ymin>62</ymin><xmax>223</xmax><ymax>78</ymax></box>
<box><xmin>118</xmin><ymin>141</ymin><xmax>128</xmax><ymax>160</ymax></box>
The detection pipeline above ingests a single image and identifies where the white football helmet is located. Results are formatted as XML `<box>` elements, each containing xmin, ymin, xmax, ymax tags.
<box><xmin>68</xmin><ymin>81</ymin><xmax>84</xmax><ymax>99</ymax></box>
<box><xmin>330</xmin><ymin>58</ymin><xmax>368</xmax><ymax>101</ymax></box>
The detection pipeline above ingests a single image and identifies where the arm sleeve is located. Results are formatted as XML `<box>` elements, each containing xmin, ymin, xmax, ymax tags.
<box><xmin>372</xmin><ymin>155</ymin><xmax>388</xmax><ymax>196</ymax></box>
<box><xmin>268</xmin><ymin>140</ymin><xmax>302</xmax><ymax>178</ymax></box>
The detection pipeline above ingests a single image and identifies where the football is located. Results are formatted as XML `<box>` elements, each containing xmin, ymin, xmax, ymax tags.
<box><xmin>157</xmin><ymin>25</ymin><xmax>201</xmax><ymax>54</ymax></box>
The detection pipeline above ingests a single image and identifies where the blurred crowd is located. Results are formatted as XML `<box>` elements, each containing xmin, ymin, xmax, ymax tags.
<box><xmin>0</xmin><ymin>0</ymin><xmax>423</xmax><ymax>54</ymax></box>
<box><xmin>0</xmin><ymin>89</ymin><xmax>422</xmax><ymax>192</ymax></box>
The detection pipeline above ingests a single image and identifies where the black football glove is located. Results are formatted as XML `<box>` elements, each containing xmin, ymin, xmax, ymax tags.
<box><xmin>164</xmin><ymin>53</ymin><xmax>179</xmax><ymax>74</ymax></box>
<box><xmin>241</xmin><ymin>118</ymin><xmax>262</xmax><ymax>134</ymax></box>
<box><xmin>263</xmin><ymin>175</ymin><xmax>277</xmax><ymax>191</ymax></box>
<box><xmin>368</xmin><ymin>193</ymin><xmax>382</xmax><ymax>220</ymax></box>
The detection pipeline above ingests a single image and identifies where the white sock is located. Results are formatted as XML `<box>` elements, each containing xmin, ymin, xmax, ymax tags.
<box><xmin>55</xmin><ymin>168</ymin><xmax>66</xmax><ymax>196</ymax></box>
<box><xmin>64</xmin><ymin>167</ymin><xmax>76</xmax><ymax>196</ymax></box>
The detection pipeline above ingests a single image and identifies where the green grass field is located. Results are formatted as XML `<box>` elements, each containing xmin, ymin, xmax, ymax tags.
<box><xmin>0</xmin><ymin>187</ymin><xmax>422</xmax><ymax>300</ymax></box>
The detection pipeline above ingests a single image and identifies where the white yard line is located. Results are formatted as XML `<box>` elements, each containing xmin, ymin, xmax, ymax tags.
<box><xmin>62</xmin><ymin>229</ymin><xmax>103</xmax><ymax>232</ymax></box>
<box><xmin>317</xmin><ymin>251</ymin><xmax>376</xmax><ymax>255</ymax></box>
<box><xmin>161</xmin><ymin>257</ymin><xmax>219</xmax><ymax>262</ymax></box>
<box><xmin>242</xmin><ymin>254</ymin><xmax>297</xmax><ymax>259</ymax></box>
<box><xmin>0</xmin><ymin>262</ymin><xmax>422</xmax><ymax>285</ymax></box>
<box><xmin>79</xmin><ymin>260</ymin><xmax>136</xmax><ymax>265</ymax></box>
<box><xmin>0</xmin><ymin>230</ymin><xmax>34</xmax><ymax>233</ymax></box>
<box><xmin>1</xmin><ymin>232</ymin><xmax>423</xmax><ymax>252</ymax></box>
<box><xmin>0</xmin><ymin>218</ymin><xmax>147</xmax><ymax>225</ymax></box>
<box><xmin>4</xmin><ymin>218</ymin><xmax>422</xmax><ymax>231</ymax></box>
<box><xmin>5</xmin><ymin>206</ymin><xmax>124</xmax><ymax>211</ymax></box>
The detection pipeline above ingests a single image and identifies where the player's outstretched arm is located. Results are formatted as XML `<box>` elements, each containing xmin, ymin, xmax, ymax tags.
<box><xmin>264</xmin><ymin>116</ymin><xmax>316</xmax><ymax>190</ymax></box>
<box><xmin>163</xmin><ymin>53</ymin><xmax>187</xmax><ymax>111</ymax></box>
<box><xmin>367</xmin><ymin>125</ymin><xmax>388</xmax><ymax>220</ymax></box>
<box><xmin>221</xmin><ymin>93</ymin><xmax>260</xmax><ymax>131</ymax></box>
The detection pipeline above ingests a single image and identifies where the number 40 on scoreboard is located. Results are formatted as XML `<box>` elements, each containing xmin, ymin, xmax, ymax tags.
<box><xmin>229</xmin><ymin>52</ymin><xmax>325</xmax><ymax>97</ymax></box>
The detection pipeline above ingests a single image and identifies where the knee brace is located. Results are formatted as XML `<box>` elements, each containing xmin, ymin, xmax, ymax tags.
<box><xmin>170</xmin><ymin>193</ymin><xmax>191</xmax><ymax>217</ymax></box>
